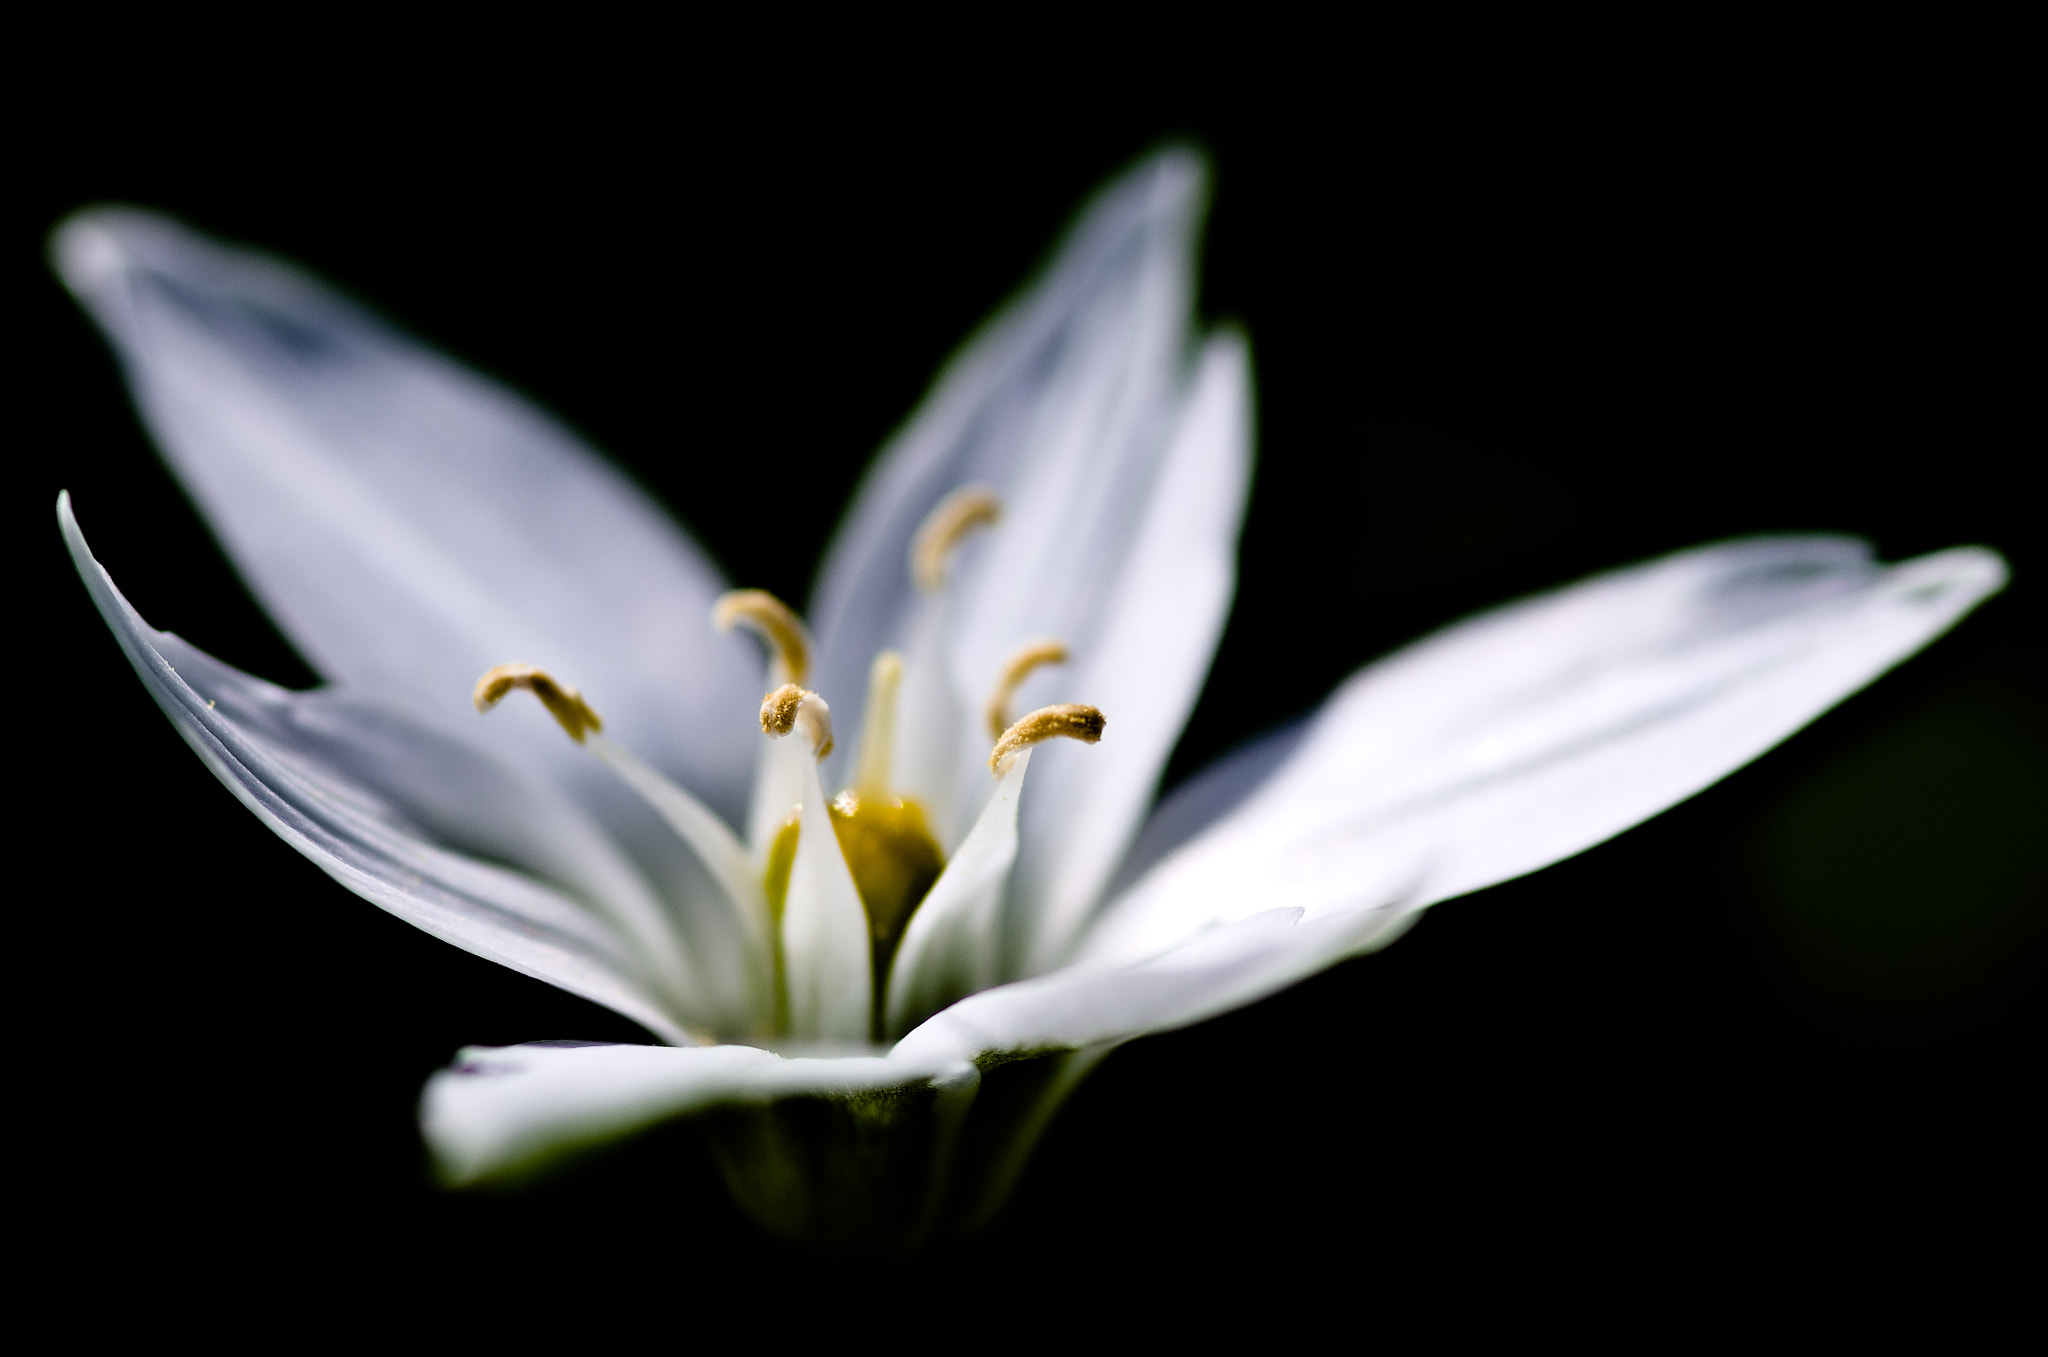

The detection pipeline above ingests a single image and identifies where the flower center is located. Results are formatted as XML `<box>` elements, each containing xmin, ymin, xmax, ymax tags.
<box><xmin>759</xmin><ymin>649</ymin><xmax>947</xmax><ymax>986</ymax></box>
<box><xmin>466</xmin><ymin>486</ymin><xmax>1108</xmax><ymax>1042</ymax></box>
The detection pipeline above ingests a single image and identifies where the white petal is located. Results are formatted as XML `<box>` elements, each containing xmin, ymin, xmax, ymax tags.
<box><xmin>884</xmin><ymin>750</ymin><xmax>1031</xmax><ymax>1038</ymax></box>
<box><xmin>59</xmin><ymin>493</ymin><xmax>700</xmax><ymax>1044</ymax></box>
<box><xmin>587</xmin><ymin>738</ymin><xmax>772</xmax><ymax>1021</ymax></box>
<box><xmin>422</xmin><ymin>1041</ymin><xmax>963</xmax><ymax>1186</ymax></box>
<box><xmin>1098</xmin><ymin>717</ymin><xmax>1309</xmax><ymax>906</ymax></box>
<box><xmin>52</xmin><ymin>209</ymin><xmax>759</xmax><ymax>819</ymax></box>
<box><xmin>1081</xmin><ymin>537</ymin><xmax>2009</xmax><ymax>967</ymax></box>
<box><xmin>892</xmin><ymin>905</ymin><xmax>1406</xmax><ymax>1067</ymax></box>
<box><xmin>1007</xmin><ymin>332</ymin><xmax>1253</xmax><ymax>972</ymax></box>
<box><xmin>779</xmin><ymin>746</ymin><xmax>873</xmax><ymax>1042</ymax></box>
<box><xmin>808</xmin><ymin>152</ymin><xmax>1209</xmax><ymax>785</ymax></box>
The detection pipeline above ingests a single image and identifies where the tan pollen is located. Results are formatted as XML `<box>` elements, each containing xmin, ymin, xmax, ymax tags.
<box><xmin>714</xmin><ymin>589</ymin><xmax>812</xmax><ymax>685</ymax></box>
<box><xmin>761</xmin><ymin>682</ymin><xmax>835</xmax><ymax>760</ymax></box>
<box><xmin>911</xmin><ymin>484</ymin><xmax>1003</xmax><ymax>592</ymax></box>
<box><xmin>984</xmin><ymin>637</ymin><xmax>1070</xmax><ymax>739</ymax></box>
<box><xmin>989</xmin><ymin>703</ymin><xmax>1105</xmax><ymax>775</ymax></box>
<box><xmin>472</xmin><ymin>664</ymin><xmax>604</xmax><ymax>744</ymax></box>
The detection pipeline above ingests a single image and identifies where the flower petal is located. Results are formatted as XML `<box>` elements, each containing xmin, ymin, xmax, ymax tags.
<box><xmin>52</xmin><ymin>209</ymin><xmax>759</xmax><ymax>818</ymax></box>
<box><xmin>422</xmin><ymin>1041</ymin><xmax>961</xmax><ymax>1186</ymax></box>
<box><xmin>779</xmin><ymin>746</ymin><xmax>873</xmax><ymax>1042</ymax></box>
<box><xmin>808</xmin><ymin>151</ymin><xmax>1213</xmax><ymax>799</ymax></box>
<box><xmin>884</xmin><ymin>749</ymin><xmax>1031</xmax><ymax>1038</ymax></box>
<box><xmin>1007</xmin><ymin>331</ymin><xmax>1253</xmax><ymax>972</ymax></box>
<box><xmin>1080</xmin><ymin>537</ymin><xmax>2009</xmax><ymax>968</ymax></box>
<box><xmin>59</xmin><ymin>493</ymin><xmax>701</xmax><ymax>1044</ymax></box>
<box><xmin>892</xmin><ymin>904</ymin><xmax>1407</xmax><ymax>1067</ymax></box>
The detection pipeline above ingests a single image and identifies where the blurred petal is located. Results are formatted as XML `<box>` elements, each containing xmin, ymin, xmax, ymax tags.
<box><xmin>780</xmin><ymin>747</ymin><xmax>872</xmax><ymax>1042</ymax></box>
<box><xmin>52</xmin><ymin>209</ymin><xmax>759</xmax><ymax>817</ymax></box>
<box><xmin>1082</xmin><ymin>537</ymin><xmax>2009</xmax><ymax>967</ymax></box>
<box><xmin>59</xmin><ymin>493</ymin><xmax>699</xmax><ymax>1044</ymax></box>
<box><xmin>885</xmin><ymin>750</ymin><xmax>1031</xmax><ymax>1038</ymax></box>
<box><xmin>809</xmin><ymin>151</ymin><xmax>1210</xmax><ymax>792</ymax></box>
<box><xmin>423</xmin><ymin>1041</ymin><xmax>960</xmax><ymax>1186</ymax></box>
<box><xmin>1008</xmin><ymin>332</ymin><xmax>1252</xmax><ymax>972</ymax></box>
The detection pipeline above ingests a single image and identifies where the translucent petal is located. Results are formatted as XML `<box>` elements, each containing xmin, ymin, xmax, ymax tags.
<box><xmin>893</xmin><ymin>905</ymin><xmax>1407</xmax><ymax>1067</ymax></box>
<box><xmin>778</xmin><ymin>745</ymin><xmax>872</xmax><ymax>1042</ymax></box>
<box><xmin>59</xmin><ymin>493</ymin><xmax>701</xmax><ymax>1043</ymax></box>
<box><xmin>588</xmin><ymin>737</ymin><xmax>770</xmax><ymax>1012</ymax></box>
<box><xmin>422</xmin><ymin>1041</ymin><xmax>963</xmax><ymax>1186</ymax></box>
<box><xmin>808</xmin><ymin>151</ymin><xmax>1211</xmax><ymax>803</ymax></box>
<box><xmin>884</xmin><ymin>750</ymin><xmax>1031</xmax><ymax>1038</ymax></box>
<box><xmin>1080</xmin><ymin>537</ymin><xmax>2009</xmax><ymax>968</ymax></box>
<box><xmin>1006</xmin><ymin>332</ymin><xmax>1252</xmax><ymax>972</ymax></box>
<box><xmin>52</xmin><ymin>209</ymin><xmax>759</xmax><ymax>820</ymax></box>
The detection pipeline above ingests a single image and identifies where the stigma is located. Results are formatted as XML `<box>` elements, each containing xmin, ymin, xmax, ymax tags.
<box><xmin>471</xmin><ymin>664</ymin><xmax>604</xmax><ymax>743</ymax></box>
<box><xmin>714</xmin><ymin>589</ymin><xmax>812</xmax><ymax>684</ymax></box>
<box><xmin>989</xmin><ymin>703</ymin><xmax>1105</xmax><ymax>774</ymax></box>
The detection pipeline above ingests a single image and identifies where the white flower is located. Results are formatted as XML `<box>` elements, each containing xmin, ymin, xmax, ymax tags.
<box><xmin>53</xmin><ymin>152</ymin><xmax>2005</xmax><ymax>1246</ymax></box>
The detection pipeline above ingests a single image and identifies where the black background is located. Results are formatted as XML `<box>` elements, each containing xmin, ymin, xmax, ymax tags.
<box><xmin>18</xmin><ymin>8</ymin><xmax>2043</xmax><ymax>1315</ymax></box>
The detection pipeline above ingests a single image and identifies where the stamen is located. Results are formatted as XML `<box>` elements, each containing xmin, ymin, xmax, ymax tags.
<box><xmin>713</xmin><ymin>589</ymin><xmax>812</xmax><ymax>685</ymax></box>
<box><xmin>988</xmin><ymin>703</ymin><xmax>1105</xmax><ymax>774</ymax></box>
<box><xmin>984</xmin><ymin>637</ymin><xmax>1069</xmax><ymax>738</ymax></box>
<box><xmin>855</xmin><ymin>650</ymin><xmax>903</xmax><ymax>798</ymax></box>
<box><xmin>471</xmin><ymin>664</ymin><xmax>604</xmax><ymax>743</ymax></box>
<box><xmin>911</xmin><ymin>484</ymin><xmax>1002</xmax><ymax>592</ymax></box>
<box><xmin>760</xmin><ymin>682</ymin><xmax>835</xmax><ymax>760</ymax></box>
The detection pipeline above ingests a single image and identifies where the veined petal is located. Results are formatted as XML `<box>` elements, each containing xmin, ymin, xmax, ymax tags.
<box><xmin>809</xmin><ymin>150</ymin><xmax>1211</xmax><ymax>795</ymax></box>
<box><xmin>1080</xmin><ymin>537</ymin><xmax>2009</xmax><ymax>968</ymax></box>
<box><xmin>59</xmin><ymin>493</ymin><xmax>700</xmax><ymax>1045</ymax></box>
<box><xmin>423</xmin><ymin>1041</ymin><xmax>961</xmax><ymax>1186</ymax></box>
<box><xmin>780</xmin><ymin>746</ymin><xmax>872</xmax><ymax>1042</ymax></box>
<box><xmin>885</xmin><ymin>749</ymin><xmax>1031</xmax><ymax>1038</ymax></box>
<box><xmin>1008</xmin><ymin>332</ymin><xmax>1252</xmax><ymax>973</ymax></box>
<box><xmin>52</xmin><ymin>209</ymin><xmax>759</xmax><ymax>819</ymax></box>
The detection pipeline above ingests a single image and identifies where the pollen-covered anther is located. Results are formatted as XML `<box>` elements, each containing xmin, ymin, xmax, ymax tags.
<box><xmin>713</xmin><ymin>589</ymin><xmax>812</xmax><ymax>685</ymax></box>
<box><xmin>988</xmin><ymin>703</ymin><xmax>1105</xmax><ymax>774</ymax></box>
<box><xmin>471</xmin><ymin>664</ymin><xmax>604</xmax><ymax>744</ymax></box>
<box><xmin>985</xmin><ymin>637</ymin><xmax>1070</xmax><ymax>738</ymax></box>
<box><xmin>911</xmin><ymin>484</ymin><xmax>1002</xmax><ymax>592</ymax></box>
<box><xmin>761</xmin><ymin>683</ymin><xmax>835</xmax><ymax>760</ymax></box>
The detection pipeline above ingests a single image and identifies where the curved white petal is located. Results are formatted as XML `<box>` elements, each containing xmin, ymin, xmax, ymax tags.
<box><xmin>589</xmin><ymin>736</ymin><xmax>771</xmax><ymax>1014</ymax></box>
<box><xmin>1098</xmin><ymin>717</ymin><xmax>1310</xmax><ymax>906</ymax></box>
<box><xmin>59</xmin><ymin>493</ymin><xmax>701</xmax><ymax>1044</ymax></box>
<box><xmin>780</xmin><ymin>746</ymin><xmax>872</xmax><ymax>1042</ymax></box>
<box><xmin>53</xmin><ymin>208</ymin><xmax>759</xmax><ymax>819</ymax></box>
<box><xmin>1081</xmin><ymin>537</ymin><xmax>2009</xmax><ymax>968</ymax></box>
<box><xmin>808</xmin><ymin>151</ymin><xmax>1212</xmax><ymax>788</ymax></box>
<box><xmin>892</xmin><ymin>904</ymin><xmax>1409</xmax><ymax>1068</ymax></box>
<box><xmin>885</xmin><ymin>750</ymin><xmax>1031</xmax><ymax>1038</ymax></box>
<box><xmin>422</xmin><ymin>1041</ymin><xmax>966</xmax><ymax>1186</ymax></box>
<box><xmin>1008</xmin><ymin>332</ymin><xmax>1252</xmax><ymax>972</ymax></box>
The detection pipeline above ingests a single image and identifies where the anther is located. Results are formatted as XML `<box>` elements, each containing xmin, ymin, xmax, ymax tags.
<box><xmin>985</xmin><ymin>638</ymin><xmax>1069</xmax><ymax>738</ymax></box>
<box><xmin>988</xmin><ymin>703</ymin><xmax>1105</xmax><ymax>774</ymax></box>
<box><xmin>472</xmin><ymin>664</ymin><xmax>604</xmax><ymax>744</ymax></box>
<box><xmin>761</xmin><ymin>682</ymin><xmax>835</xmax><ymax>760</ymax></box>
<box><xmin>714</xmin><ymin>590</ymin><xmax>812</xmax><ymax>685</ymax></box>
<box><xmin>855</xmin><ymin>650</ymin><xmax>903</xmax><ymax>798</ymax></box>
<box><xmin>911</xmin><ymin>484</ymin><xmax>1002</xmax><ymax>592</ymax></box>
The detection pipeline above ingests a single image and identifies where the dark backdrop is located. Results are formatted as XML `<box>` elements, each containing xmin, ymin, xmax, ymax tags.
<box><xmin>19</xmin><ymin>10</ymin><xmax>2042</xmax><ymax>1314</ymax></box>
